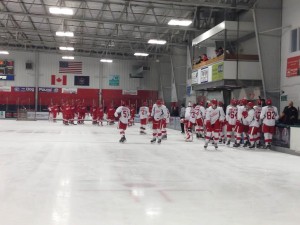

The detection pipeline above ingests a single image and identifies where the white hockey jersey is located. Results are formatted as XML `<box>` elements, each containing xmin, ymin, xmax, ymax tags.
<box><xmin>205</xmin><ymin>107</ymin><xmax>225</xmax><ymax>124</ymax></box>
<box><xmin>194</xmin><ymin>105</ymin><xmax>205</xmax><ymax>120</ymax></box>
<box><xmin>237</xmin><ymin>105</ymin><xmax>250</xmax><ymax>125</ymax></box>
<box><xmin>151</xmin><ymin>104</ymin><xmax>168</xmax><ymax>121</ymax></box>
<box><xmin>184</xmin><ymin>106</ymin><xmax>192</xmax><ymax>120</ymax></box>
<box><xmin>260</xmin><ymin>105</ymin><xmax>279</xmax><ymax>126</ymax></box>
<box><xmin>189</xmin><ymin>107</ymin><xmax>197</xmax><ymax>123</ymax></box>
<box><xmin>226</xmin><ymin>105</ymin><xmax>238</xmax><ymax>125</ymax></box>
<box><xmin>254</xmin><ymin>106</ymin><xmax>262</xmax><ymax>126</ymax></box>
<box><xmin>114</xmin><ymin>106</ymin><xmax>131</xmax><ymax>124</ymax></box>
<box><xmin>139</xmin><ymin>106</ymin><xmax>150</xmax><ymax>119</ymax></box>
<box><xmin>245</xmin><ymin>109</ymin><xmax>259</xmax><ymax>127</ymax></box>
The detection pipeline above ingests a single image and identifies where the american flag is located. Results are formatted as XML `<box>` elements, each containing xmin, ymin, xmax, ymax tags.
<box><xmin>59</xmin><ymin>61</ymin><xmax>82</xmax><ymax>74</ymax></box>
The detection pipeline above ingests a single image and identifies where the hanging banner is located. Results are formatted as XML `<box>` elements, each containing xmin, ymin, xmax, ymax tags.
<box><xmin>286</xmin><ymin>55</ymin><xmax>300</xmax><ymax>77</ymax></box>
<box><xmin>191</xmin><ymin>70</ymin><xmax>199</xmax><ymax>84</ymax></box>
<box><xmin>109</xmin><ymin>75</ymin><xmax>120</xmax><ymax>86</ymax></box>
<box><xmin>212</xmin><ymin>62</ymin><xmax>224</xmax><ymax>81</ymax></box>
<box><xmin>200</xmin><ymin>67</ymin><xmax>209</xmax><ymax>83</ymax></box>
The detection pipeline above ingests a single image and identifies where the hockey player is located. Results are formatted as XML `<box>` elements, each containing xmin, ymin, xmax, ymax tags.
<box><xmin>150</xmin><ymin>99</ymin><xmax>168</xmax><ymax>144</ymax></box>
<box><xmin>62</xmin><ymin>102</ymin><xmax>72</xmax><ymax>125</ymax></box>
<box><xmin>114</xmin><ymin>101</ymin><xmax>131</xmax><ymax>143</ymax></box>
<box><xmin>77</xmin><ymin>102</ymin><xmax>87</xmax><ymax>124</ymax></box>
<box><xmin>128</xmin><ymin>104</ymin><xmax>136</xmax><ymax>126</ymax></box>
<box><xmin>97</xmin><ymin>104</ymin><xmax>104</xmax><ymax>126</ymax></box>
<box><xmin>185</xmin><ymin>104</ymin><xmax>197</xmax><ymax>142</ymax></box>
<box><xmin>233</xmin><ymin>98</ymin><xmax>248</xmax><ymax>147</ymax></box>
<box><xmin>254</xmin><ymin>99</ymin><xmax>263</xmax><ymax>147</ymax></box>
<box><xmin>204</xmin><ymin>99</ymin><xmax>225</xmax><ymax>149</ymax></box>
<box><xmin>70</xmin><ymin>102</ymin><xmax>77</xmax><ymax>125</ymax></box>
<box><xmin>90</xmin><ymin>104</ymin><xmax>98</xmax><ymax>125</ymax></box>
<box><xmin>194</xmin><ymin>101</ymin><xmax>206</xmax><ymax>138</ymax></box>
<box><xmin>48</xmin><ymin>103</ymin><xmax>59</xmax><ymax>122</ymax></box>
<box><xmin>107</xmin><ymin>103</ymin><xmax>115</xmax><ymax>125</ymax></box>
<box><xmin>260</xmin><ymin>98</ymin><xmax>279</xmax><ymax>149</ymax></box>
<box><xmin>218</xmin><ymin>101</ymin><xmax>226</xmax><ymax>143</ymax></box>
<box><xmin>161</xmin><ymin>101</ymin><xmax>170</xmax><ymax>140</ymax></box>
<box><xmin>243</xmin><ymin>102</ymin><xmax>260</xmax><ymax>148</ymax></box>
<box><xmin>225</xmin><ymin>99</ymin><xmax>238</xmax><ymax>145</ymax></box>
<box><xmin>139</xmin><ymin>102</ymin><xmax>150</xmax><ymax>134</ymax></box>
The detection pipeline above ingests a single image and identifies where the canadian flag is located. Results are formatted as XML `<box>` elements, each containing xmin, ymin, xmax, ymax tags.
<box><xmin>51</xmin><ymin>74</ymin><xmax>67</xmax><ymax>85</ymax></box>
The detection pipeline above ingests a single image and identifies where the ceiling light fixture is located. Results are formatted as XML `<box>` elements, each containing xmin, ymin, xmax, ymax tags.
<box><xmin>62</xmin><ymin>56</ymin><xmax>74</xmax><ymax>60</ymax></box>
<box><xmin>100</xmin><ymin>59</ymin><xmax>113</xmax><ymax>63</ymax></box>
<box><xmin>134</xmin><ymin>52</ymin><xmax>149</xmax><ymax>57</ymax></box>
<box><xmin>0</xmin><ymin>51</ymin><xmax>9</xmax><ymax>55</ymax></box>
<box><xmin>56</xmin><ymin>31</ymin><xmax>74</xmax><ymax>37</ymax></box>
<box><xmin>59</xmin><ymin>46</ymin><xmax>74</xmax><ymax>51</ymax></box>
<box><xmin>49</xmin><ymin>7</ymin><xmax>73</xmax><ymax>15</ymax></box>
<box><xmin>168</xmin><ymin>19</ymin><xmax>192</xmax><ymax>26</ymax></box>
<box><xmin>148</xmin><ymin>39</ymin><xmax>167</xmax><ymax>45</ymax></box>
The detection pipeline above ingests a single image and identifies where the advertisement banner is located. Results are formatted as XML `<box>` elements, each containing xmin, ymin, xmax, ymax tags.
<box><xmin>0</xmin><ymin>75</ymin><xmax>14</xmax><ymax>80</ymax></box>
<box><xmin>38</xmin><ymin>87</ymin><xmax>59</xmax><ymax>93</ymax></box>
<box><xmin>0</xmin><ymin>60</ymin><xmax>14</xmax><ymax>80</ymax></box>
<box><xmin>273</xmin><ymin>126</ymin><xmax>290</xmax><ymax>148</ymax></box>
<box><xmin>62</xmin><ymin>88</ymin><xmax>77</xmax><ymax>94</ymax></box>
<box><xmin>286</xmin><ymin>55</ymin><xmax>300</xmax><ymax>77</ymax></box>
<box><xmin>191</xmin><ymin>70</ymin><xmax>199</xmax><ymax>84</ymax></box>
<box><xmin>200</xmin><ymin>66</ymin><xmax>209</xmax><ymax>83</ymax></box>
<box><xmin>122</xmin><ymin>90</ymin><xmax>137</xmax><ymax>95</ymax></box>
<box><xmin>0</xmin><ymin>86</ymin><xmax>11</xmax><ymax>92</ymax></box>
<box><xmin>13</xmin><ymin>87</ymin><xmax>35</xmax><ymax>92</ymax></box>
<box><xmin>109</xmin><ymin>75</ymin><xmax>120</xmax><ymax>86</ymax></box>
<box><xmin>212</xmin><ymin>62</ymin><xmax>224</xmax><ymax>81</ymax></box>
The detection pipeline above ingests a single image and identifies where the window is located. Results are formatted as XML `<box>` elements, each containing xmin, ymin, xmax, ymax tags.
<box><xmin>291</xmin><ymin>28</ymin><xmax>297</xmax><ymax>52</ymax></box>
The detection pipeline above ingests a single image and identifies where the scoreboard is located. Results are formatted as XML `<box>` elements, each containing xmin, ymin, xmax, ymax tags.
<box><xmin>0</xmin><ymin>60</ymin><xmax>14</xmax><ymax>80</ymax></box>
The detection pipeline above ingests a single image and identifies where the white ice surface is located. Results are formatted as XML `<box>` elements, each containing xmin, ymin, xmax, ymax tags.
<box><xmin>0</xmin><ymin>120</ymin><xmax>300</xmax><ymax>225</ymax></box>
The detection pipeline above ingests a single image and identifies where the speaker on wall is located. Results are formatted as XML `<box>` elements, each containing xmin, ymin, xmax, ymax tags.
<box><xmin>26</xmin><ymin>62</ymin><xmax>33</xmax><ymax>70</ymax></box>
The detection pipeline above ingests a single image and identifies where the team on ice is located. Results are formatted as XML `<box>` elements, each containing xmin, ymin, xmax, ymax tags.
<box><xmin>48</xmin><ymin>98</ymin><xmax>279</xmax><ymax>148</ymax></box>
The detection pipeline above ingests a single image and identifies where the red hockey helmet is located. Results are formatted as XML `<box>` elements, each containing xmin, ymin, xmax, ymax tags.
<box><xmin>241</xmin><ymin>98</ymin><xmax>248</xmax><ymax>106</ymax></box>
<box><xmin>266</xmin><ymin>98</ymin><xmax>272</xmax><ymax>105</ymax></box>
<box><xmin>218</xmin><ymin>101</ymin><xmax>224</xmax><ymax>107</ymax></box>
<box><xmin>256</xmin><ymin>99</ymin><xmax>262</xmax><ymax>106</ymax></box>
<box><xmin>230</xmin><ymin>99</ymin><xmax>237</xmax><ymax>106</ymax></box>
<box><xmin>199</xmin><ymin>101</ymin><xmax>204</xmax><ymax>106</ymax></box>
<box><xmin>193</xmin><ymin>103</ymin><xmax>197</xmax><ymax>108</ymax></box>
<box><xmin>247</xmin><ymin>102</ymin><xmax>254</xmax><ymax>108</ymax></box>
<box><xmin>211</xmin><ymin>99</ymin><xmax>218</xmax><ymax>106</ymax></box>
<box><xmin>156</xmin><ymin>99</ymin><xmax>162</xmax><ymax>106</ymax></box>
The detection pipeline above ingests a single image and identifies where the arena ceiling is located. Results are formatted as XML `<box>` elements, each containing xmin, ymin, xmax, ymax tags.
<box><xmin>0</xmin><ymin>0</ymin><xmax>257</xmax><ymax>59</ymax></box>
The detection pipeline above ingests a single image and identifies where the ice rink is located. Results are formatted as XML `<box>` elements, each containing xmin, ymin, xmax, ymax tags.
<box><xmin>0</xmin><ymin>120</ymin><xmax>300</xmax><ymax>225</ymax></box>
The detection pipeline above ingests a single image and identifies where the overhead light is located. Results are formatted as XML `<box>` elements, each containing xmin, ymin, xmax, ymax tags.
<box><xmin>168</xmin><ymin>19</ymin><xmax>192</xmax><ymax>26</ymax></box>
<box><xmin>49</xmin><ymin>7</ymin><xmax>73</xmax><ymax>15</ymax></box>
<box><xmin>100</xmin><ymin>59</ymin><xmax>113</xmax><ymax>63</ymax></box>
<box><xmin>148</xmin><ymin>39</ymin><xmax>167</xmax><ymax>45</ymax></box>
<box><xmin>0</xmin><ymin>51</ymin><xmax>9</xmax><ymax>55</ymax></box>
<box><xmin>134</xmin><ymin>52</ymin><xmax>149</xmax><ymax>57</ymax></box>
<box><xmin>62</xmin><ymin>56</ymin><xmax>74</xmax><ymax>60</ymax></box>
<box><xmin>59</xmin><ymin>46</ymin><xmax>74</xmax><ymax>51</ymax></box>
<box><xmin>56</xmin><ymin>31</ymin><xmax>74</xmax><ymax>37</ymax></box>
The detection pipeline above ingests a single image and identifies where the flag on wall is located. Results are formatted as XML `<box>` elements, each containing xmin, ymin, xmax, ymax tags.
<box><xmin>59</xmin><ymin>61</ymin><xmax>82</xmax><ymax>74</ymax></box>
<box><xmin>51</xmin><ymin>74</ymin><xmax>67</xmax><ymax>85</ymax></box>
<box><xmin>74</xmin><ymin>76</ymin><xmax>90</xmax><ymax>86</ymax></box>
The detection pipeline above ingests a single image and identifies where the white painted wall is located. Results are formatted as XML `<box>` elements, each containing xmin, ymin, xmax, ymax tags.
<box><xmin>281</xmin><ymin>0</ymin><xmax>300</xmax><ymax>113</ymax></box>
<box><xmin>0</xmin><ymin>50</ymin><xmax>160</xmax><ymax>91</ymax></box>
<box><xmin>224</xmin><ymin>61</ymin><xmax>261</xmax><ymax>80</ymax></box>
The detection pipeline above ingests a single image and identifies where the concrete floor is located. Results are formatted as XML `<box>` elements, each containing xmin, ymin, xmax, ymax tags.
<box><xmin>0</xmin><ymin>120</ymin><xmax>300</xmax><ymax>225</ymax></box>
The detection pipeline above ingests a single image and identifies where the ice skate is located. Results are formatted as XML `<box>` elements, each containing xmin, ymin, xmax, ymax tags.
<box><xmin>226</xmin><ymin>140</ymin><xmax>230</xmax><ymax>146</ymax></box>
<box><xmin>162</xmin><ymin>134</ymin><xmax>167</xmax><ymax>140</ymax></box>
<box><xmin>233</xmin><ymin>143</ymin><xmax>240</xmax><ymax>147</ymax></box>
<box><xmin>157</xmin><ymin>139</ymin><xmax>162</xmax><ymax>144</ymax></box>
<box><xmin>119</xmin><ymin>136</ymin><xmax>126</xmax><ymax>143</ymax></box>
<box><xmin>150</xmin><ymin>138</ymin><xmax>156</xmax><ymax>143</ymax></box>
<box><xmin>214</xmin><ymin>143</ymin><xmax>218</xmax><ymax>149</ymax></box>
<box><xmin>140</xmin><ymin>130</ymin><xmax>146</xmax><ymax>135</ymax></box>
<box><xmin>249</xmin><ymin>144</ymin><xmax>255</xmax><ymax>149</ymax></box>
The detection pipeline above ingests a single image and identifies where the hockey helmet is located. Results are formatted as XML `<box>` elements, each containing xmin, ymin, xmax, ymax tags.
<box><xmin>218</xmin><ymin>101</ymin><xmax>224</xmax><ymax>107</ymax></box>
<box><xmin>211</xmin><ymin>99</ymin><xmax>218</xmax><ymax>106</ymax></box>
<box><xmin>247</xmin><ymin>102</ymin><xmax>254</xmax><ymax>109</ymax></box>
<box><xmin>241</xmin><ymin>98</ymin><xmax>248</xmax><ymax>106</ymax></box>
<box><xmin>156</xmin><ymin>99</ymin><xmax>162</xmax><ymax>106</ymax></box>
<box><xmin>266</xmin><ymin>98</ymin><xmax>272</xmax><ymax>105</ymax></box>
